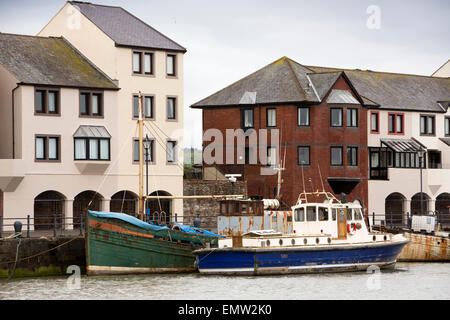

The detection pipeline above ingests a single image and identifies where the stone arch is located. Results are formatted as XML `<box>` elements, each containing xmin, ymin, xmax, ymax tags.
<box><xmin>146</xmin><ymin>190</ymin><xmax>172</xmax><ymax>225</ymax></box>
<box><xmin>110</xmin><ymin>190</ymin><xmax>138</xmax><ymax>216</ymax></box>
<box><xmin>411</xmin><ymin>192</ymin><xmax>431</xmax><ymax>216</ymax></box>
<box><xmin>435</xmin><ymin>193</ymin><xmax>450</xmax><ymax>229</ymax></box>
<box><xmin>34</xmin><ymin>190</ymin><xmax>66</xmax><ymax>230</ymax></box>
<box><xmin>73</xmin><ymin>190</ymin><xmax>104</xmax><ymax>229</ymax></box>
<box><xmin>385</xmin><ymin>192</ymin><xmax>406</xmax><ymax>225</ymax></box>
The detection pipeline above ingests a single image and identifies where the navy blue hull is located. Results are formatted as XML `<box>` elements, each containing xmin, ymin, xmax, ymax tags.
<box><xmin>195</xmin><ymin>241</ymin><xmax>408</xmax><ymax>275</ymax></box>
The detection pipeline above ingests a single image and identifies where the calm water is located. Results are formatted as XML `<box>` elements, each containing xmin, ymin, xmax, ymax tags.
<box><xmin>0</xmin><ymin>263</ymin><xmax>449</xmax><ymax>300</ymax></box>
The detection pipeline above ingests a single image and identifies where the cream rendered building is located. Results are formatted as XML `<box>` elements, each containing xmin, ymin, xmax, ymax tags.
<box><xmin>0</xmin><ymin>2</ymin><xmax>185</xmax><ymax>231</ymax></box>
<box><xmin>432</xmin><ymin>59</ymin><xmax>450</xmax><ymax>77</ymax></box>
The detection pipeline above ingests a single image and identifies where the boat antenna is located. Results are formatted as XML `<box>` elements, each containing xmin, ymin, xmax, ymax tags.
<box><xmin>318</xmin><ymin>164</ymin><xmax>326</xmax><ymax>193</ymax></box>
<box><xmin>308</xmin><ymin>177</ymin><xmax>314</xmax><ymax>194</ymax></box>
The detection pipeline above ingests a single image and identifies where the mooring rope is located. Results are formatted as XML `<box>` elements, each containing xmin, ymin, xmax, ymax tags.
<box><xmin>7</xmin><ymin>237</ymin><xmax>21</xmax><ymax>280</ymax></box>
<box><xmin>0</xmin><ymin>237</ymin><xmax>79</xmax><ymax>266</ymax></box>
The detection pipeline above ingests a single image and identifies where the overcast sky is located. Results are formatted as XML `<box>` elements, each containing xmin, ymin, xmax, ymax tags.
<box><xmin>0</xmin><ymin>0</ymin><xmax>449</xmax><ymax>148</ymax></box>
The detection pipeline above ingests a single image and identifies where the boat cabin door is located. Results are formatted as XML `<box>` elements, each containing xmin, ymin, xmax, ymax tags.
<box><xmin>337</xmin><ymin>207</ymin><xmax>347</xmax><ymax>239</ymax></box>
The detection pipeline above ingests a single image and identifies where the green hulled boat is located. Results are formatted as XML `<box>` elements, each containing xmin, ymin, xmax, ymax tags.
<box><xmin>86</xmin><ymin>210</ymin><xmax>221</xmax><ymax>275</ymax></box>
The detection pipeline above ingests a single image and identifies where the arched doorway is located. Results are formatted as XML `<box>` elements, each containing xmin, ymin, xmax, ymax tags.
<box><xmin>411</xmin><ymin>192</ymin><xmax>430</xmax><ymax>216</ymax></box>
<box><xmin>34</xmin><ymin>191</ymin><xmax>65</xmax><ymax>230</ymax></box>
<box><xmin>146</xmin><ymin>190</ymin><xmax>172</xmax><ymax>225</ymax></box>
<box><xmin>110</xmin><ymin>191</ymin><xmax>138</xmax><ymax>216</ymax></box>
<box><xmin>73</xmin><ymin>191</ymin><xmax>103</xmax><ymax>229</ymax></box>
<box><xmin>385</xmin><ymin>193</ymin><xmax>405</xmax><ymax>225</ymax></box>
<box><xmin>435</xmin><ymin>193</ymin><xmax>450</xmax><ymax>229</ymax></box>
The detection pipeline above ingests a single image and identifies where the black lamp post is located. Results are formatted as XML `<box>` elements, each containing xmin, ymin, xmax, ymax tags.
<box><xmin>143</xmin><ymin>135</ymin><xmax>151</xmax><ymax>219</ymax></box>
<box><xmin>417</xmin><ymin>146</ymin><xmax>426</xmax><ymax>216</ymax></box>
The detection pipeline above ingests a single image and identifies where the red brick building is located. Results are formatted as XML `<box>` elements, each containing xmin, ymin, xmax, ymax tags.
<box><xmin>191</xmin><ymin>57</ymin><xmax>369</xmax><ymax>210</ymax></box>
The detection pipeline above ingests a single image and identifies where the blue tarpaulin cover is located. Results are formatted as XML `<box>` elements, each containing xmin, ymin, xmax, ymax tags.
<box><xmin>172</xmin><ymin>222</ymin><xmax>225</xmax><ymax>238</ymax></box>
<box><xmin>88</xmin><ymin>210</ymin><xmax>224</xmax><ymax>237</ymax></box>
<box><xmin>88</xmin><ymin>210</ymin><xmax>169</xmax><ymax>231</ymax></box>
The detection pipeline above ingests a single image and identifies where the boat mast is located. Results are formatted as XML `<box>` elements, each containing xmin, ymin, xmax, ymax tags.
<box><xmin>138</xmin><ymin>91</ymin><xmax>144</xmax><ymax>221</ymax></box>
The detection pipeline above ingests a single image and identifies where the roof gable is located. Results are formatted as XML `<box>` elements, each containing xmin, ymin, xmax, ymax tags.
<box><xmin>307</xmin><ymin>66</ymin><xmax>450</xmax><ymax>112</ymax></box>
<box><xmin>69</xmin><ymin>1</ymin><xmax>186</xmax><ymax>52</ymax></box>
<box><xmin>0</xmin><ymin>33</ymin><xmax>118</xmax><ymax>89</ymax></box>
<box><xmin>191</xmin><ymin>57</ymin><xmax>320</xmax><ymax>108</ymax></box>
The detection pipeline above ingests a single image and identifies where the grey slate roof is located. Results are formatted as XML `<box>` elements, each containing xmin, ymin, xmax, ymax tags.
<box><xmin>0</xmin><ymin>33</ymin><xmax>118</xmax><ymax>89</ymax></box>
<box><xmin>191</xmin><ymin>56</ymin><xmax>450</xmax><ymax>113</ymax></box>
<box><xmin>307</xmin><ymin>66</ymin><xmax>450</xmax><ymax>112</ymax></box>
<box><xmin>191</xmin><ymin>57</ymin><xmax>319</xmax><ymax>108</ymax></box>
<box><xmin>70</xmin><ymin>1</ymin><xmax>186</xmax><ymax>52</ymax></box>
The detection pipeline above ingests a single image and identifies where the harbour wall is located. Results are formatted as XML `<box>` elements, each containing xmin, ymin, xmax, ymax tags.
<box><xmin>183</xmin><ymin>180</ymin><xmax>247</xmax><ymax>233</ymax></box>
<box><xmin>0</xmin><ymin>236</ymin><xmax>85</xmax><ymax>278</ymax></box>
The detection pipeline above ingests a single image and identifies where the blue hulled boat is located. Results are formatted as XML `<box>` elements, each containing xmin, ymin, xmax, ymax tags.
<box><xmin>193</xmin><ymin>192</ymin><xmax>409</xmax><ymax>275</ymax></box>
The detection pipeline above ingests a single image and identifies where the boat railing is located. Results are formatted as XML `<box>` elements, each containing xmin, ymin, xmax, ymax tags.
<box><xmin>296</xmin><ymin>191</ymin><xmax>341</xmax><ymax>205</ymax></box>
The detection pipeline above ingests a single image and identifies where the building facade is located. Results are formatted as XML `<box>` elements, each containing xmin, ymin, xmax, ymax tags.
<box><xmin>0</xmin><ymin>2</ymin><xmax>185</xmax><ymax>230</ymax></box>
<box><xmin>192</xmin><ymin>57</ymin><xmax>450</xmax><ymax>226</ymax></box>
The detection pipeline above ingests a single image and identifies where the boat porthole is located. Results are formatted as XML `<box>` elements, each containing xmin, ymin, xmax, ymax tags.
<box><xmin>279</xmin><ymin>239</ymin><xmax>283</xmax><ymax>246</ymax></box>
<box><xmin>437</xmin><ymin>241</ymin><xmax>441</xmax><ymax>245</ymax></box>
<box><xmin>266</xmin><ymin>240</ymin><xmax>271</xmax><ymax>246</ymax></box>
<box><xmin>327</xmin><ymin>238</ymin><xmax>331</xmax><ymax>244</ymax></box>
<box><xmin>383</xmin><ymin>235</ymin><xmax>387</xmax><ymax>241</ymax></box>
<box><xmin>291</xmin><ymin>239</ymin><xmax>295</xmax><ymax>245</ymax></box>
<box><xmin>303</xmin><ymin>238</ymin><xmax>307</xmax><ymax>245</ymax></box>
<box><xmin>316</xmin><ymin>238</ymin><xmax>319</xmax><ymax>244</ymax></box>
<box><xmin>373</xmin><ymin>236</ymin><xmax>376</xmax><ymax>241</ymax></box>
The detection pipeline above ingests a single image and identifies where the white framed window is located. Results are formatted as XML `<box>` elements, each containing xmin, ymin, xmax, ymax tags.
<box><xmin>267</xmin><ymin>109</ymin><xmax>276</xmax><ymax>127</ymax></box>
<box><xmin>167</xmin><ymin>141</ymin><xmax>176</xmax><ymax>163</ymax></box>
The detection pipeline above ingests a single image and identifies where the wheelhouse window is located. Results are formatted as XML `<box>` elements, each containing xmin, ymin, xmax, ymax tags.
<box><xmin>167</xmin><ymin>97</ymin><xmax>177</xmax><ymax>120</ymax></box>
<box><xmin>347</xmin><ymin>108</ymin><xmax>358</xmax><ymax>127</ymax></box>
<box><xmin>298</xmin><ymin>107</ymin><xmax>310</xmax><ymax>126</ymax></box>
<box><xmin>267</xmin><ymin>108</ymin><xmax>276</xmax><ymax>127</ymax></box>
<box><xmin>330</xmin><ymin>147</ymin><xmax>343</xmax><ymax>166</ymax></box>
<box><xmin>347</xmin><ymin>147</ymin><xmax>358</xmax><ymax>166</ymax></box>
<box><xmin>35</xmin><ymin>135</ymin><xmax>60</xmax><ymax>161</ymax></box>
<box><xmin>420</xmin><ymin>115</ymin><xmax>435</xmax><ymax>135</ymax></box>
<box><xmin>318</xmin><ymin>207</ymin><xmax>329</xmax><ymax>221</ymax></box>
<box><xmin>388</xmin><ymin>113</ymin><xmax>404</xmax><ymax>134</ymax></box>
<box><xmin>35</xmin><ymin>89</ymin><xmax>60</xmax><ymax>115</ymax></box>
<box><xmin>306</xmin><ymin>207</ymin><xmax>316</xmax><ymax>221</ymax></box>
<box><xmin>294</xmin><ymin>208</ymin><xmax>305</xmax><ymax>222</ymax></box>
<box><xmin>167</xmin><ymin>141</ymin><xmax>177</xmax><ymax>163</ymax></box>
<box><xmin>298</xmin><ymin>146</ymin><xmax>310</xmax><ymax>166</ymax></box>
<box><xmin>166</xmin><ymin>54</ymin><xmax>176</xmax><ymax>76</ymax></box>
<box><xmin>241</xmin><ymin>108</ymin><xmax>254</xmax><ymax>129</ymax></box>
<box><xmin>330</xmin><ymin>108</ymin><xmax>343</xmax><ymax>127</ymax></box>
<box><xmin>80</xmin><ymin>91</ymin><xmax>103</xmax><ymax>117</ymax></box>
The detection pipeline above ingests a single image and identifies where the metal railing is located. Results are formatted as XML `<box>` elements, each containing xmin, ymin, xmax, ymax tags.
<box><xmin>0</xmin><ymin>214</ymin><xmax>84</xmax><ymax>238</ymax></box>
<box><xmin>369</xmin><ymin>211</ymin><xmax>450</xmax><ymax>231</ymax></box>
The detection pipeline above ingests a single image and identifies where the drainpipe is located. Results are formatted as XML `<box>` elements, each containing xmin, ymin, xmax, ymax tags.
<box><xmin>11</xmin><ymin>85</ymin><xmax>19</xmax><ymax>159</ymax></box>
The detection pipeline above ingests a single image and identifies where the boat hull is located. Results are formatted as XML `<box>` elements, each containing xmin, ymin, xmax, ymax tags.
<box><xmin>194</xmin><ymin>240</ymin><xmax>408</xmax><ymax>275</ymax></box>
<box><xmin>86</xmin><ymin>213</ymin><xmax>219</xmax><ymax>276</ymax></box>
